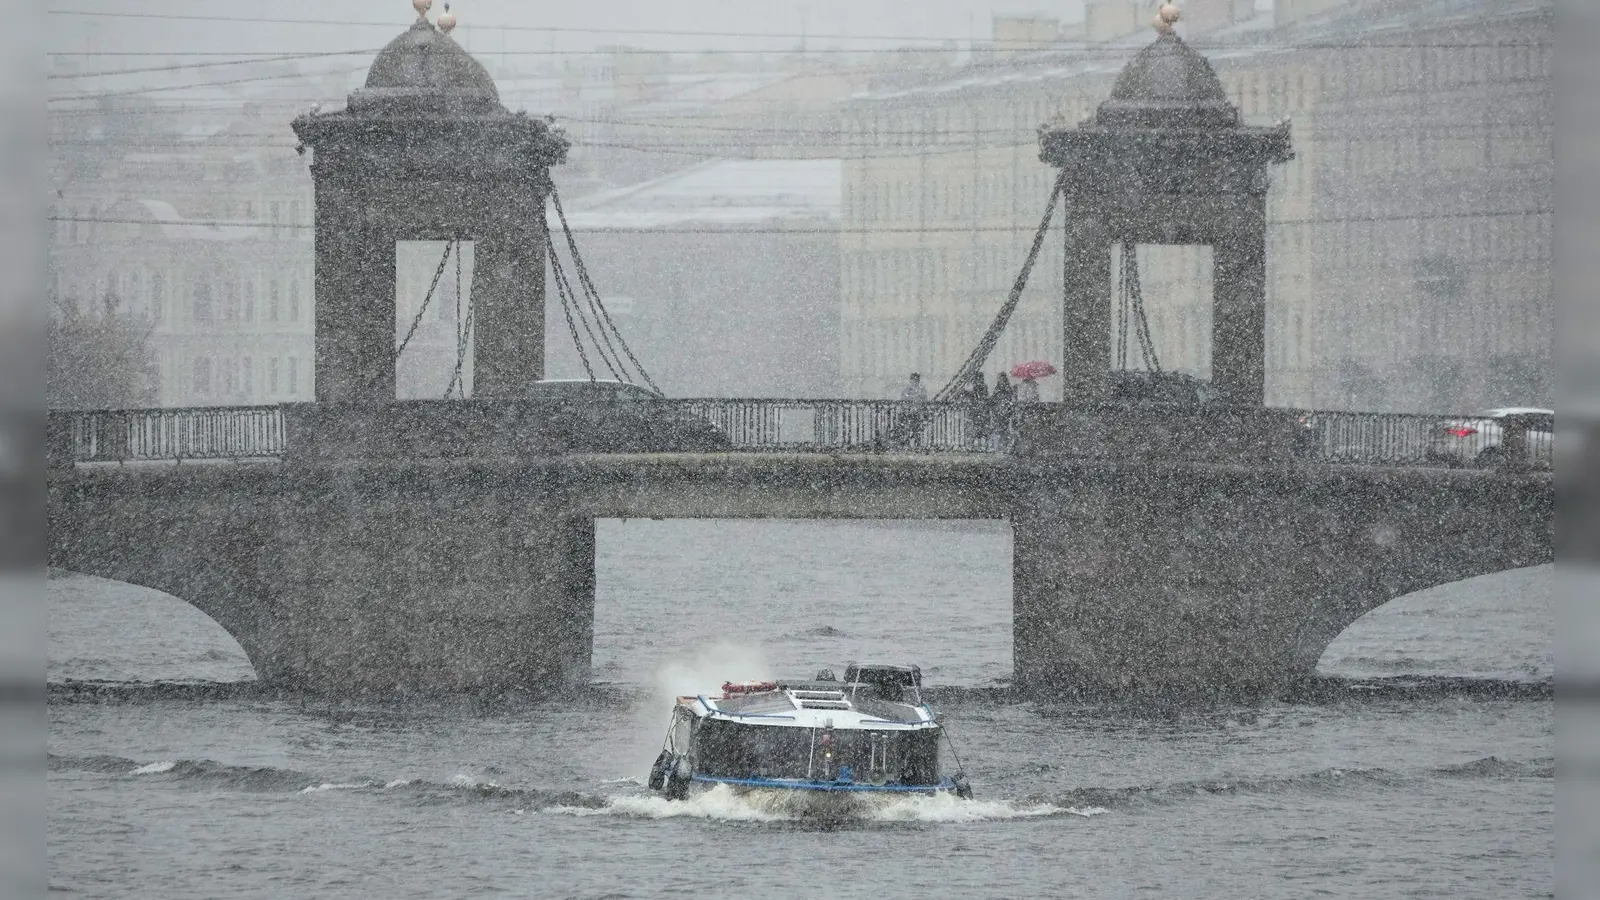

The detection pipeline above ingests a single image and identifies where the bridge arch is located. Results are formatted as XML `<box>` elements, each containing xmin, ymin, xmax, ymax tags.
<box><xmin>1315</xmin><ymin>564</ymin><xmax>1553</xmax><ymax>680</ymax></box>
<box><xmin>48</xmin><ymin>570</ymin><xmax>260</xmax><ymax>682</ymax></box>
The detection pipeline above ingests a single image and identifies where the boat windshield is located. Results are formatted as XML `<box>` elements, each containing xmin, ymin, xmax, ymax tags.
<box><xmin>694</xmin><ymin>720</ymin><xmax>942</xmax><ymax>785</ymax></box>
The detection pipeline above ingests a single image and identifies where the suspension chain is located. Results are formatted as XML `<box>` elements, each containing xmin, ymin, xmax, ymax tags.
<box><xmin>553</xmin><ymin>242</ymin><xmax>625</xmax><ymax>382</ymax></box>
<box><xmin>444</xmin><ymin>242</ymin><xmax>471</xmax><ymax>398</ymax></box>
<box><xmin>1116</xmin><ymin>246</ymin><xmax>1132</xmax><ymax>371</ymax></box>
<box><xmin>1127</xmin><ymin>246</ymin><xmax>1162</xmax><ymax>373</ymax></box>
<box><xmin>549</xmin><ymin>187</ymin><xmax>662</xmax><ymax>394</ymax></box>
<box><xmin>394</xmin><ymin>240</ymin><xmax>454</xmax><ymax>362</ymax></box>
<box><xmin>934</xmin><ymin>172</ymin><xmax>1067</xmax><ymax>402</ymax></box>
<box><xmin>547</xmin><ymin>230</ymin><xmax>599</xmax><ymax>383</ymax></box>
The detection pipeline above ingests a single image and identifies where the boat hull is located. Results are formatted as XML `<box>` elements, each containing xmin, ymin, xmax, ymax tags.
<box><xmin>683</xmin><ymin>775</ymin><xmax>963</xmax><ymax>819</ymax></box>
<box><xmin>690</xmin><ymin>774</ymin><xmax>955</xmax><ymax>796</ymax></box>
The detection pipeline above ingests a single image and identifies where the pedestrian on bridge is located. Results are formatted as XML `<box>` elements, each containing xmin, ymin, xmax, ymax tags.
<box><xmin>991</xmin><ymin>373</ymin><xmax>1016</xmax><ymax>451</ymax></box>
<box><xmin>899</xmin><ymin>373</ymin><xmax>928</xmax><ymax>404</ymax></box>
<box><xmin>959</xmin><ymin>372</ymin><xmax>989</xmax><ymax>449</ymax></box>
<box><xmin>891</xmin><ymin>373</ymin><xmax>929</xmax><ymax>449</ymax></box>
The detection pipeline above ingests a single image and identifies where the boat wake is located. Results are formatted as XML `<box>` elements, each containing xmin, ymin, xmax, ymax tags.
<box><xmin>546</xmin><ymin>783</ymin><xmax>1103</xmax><ymax>824</ymax></box>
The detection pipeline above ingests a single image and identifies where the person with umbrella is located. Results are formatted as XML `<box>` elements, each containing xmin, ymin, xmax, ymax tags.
<box><xmin>1011</xmin><ymin>361</ymin><xmax>1057</xmax><ymax>404</ymax></box>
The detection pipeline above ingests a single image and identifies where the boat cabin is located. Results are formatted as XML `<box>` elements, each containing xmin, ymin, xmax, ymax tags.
<box><xmin>666</xmin><ymin>672</ymin><xmax>943</xmax><ymax>787</ymax></box>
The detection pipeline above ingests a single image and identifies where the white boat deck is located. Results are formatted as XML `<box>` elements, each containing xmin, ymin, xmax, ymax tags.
<box><xmin>680</xmin><ymin>686</ymin><xmax>937</xmax><ymax>731</ymax></box>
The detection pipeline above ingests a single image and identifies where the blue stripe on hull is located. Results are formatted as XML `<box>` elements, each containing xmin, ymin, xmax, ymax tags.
<box><xmin>690</xmin><ymin>774</ymin><xmax>951</xmax><ymax>794</ymax></box>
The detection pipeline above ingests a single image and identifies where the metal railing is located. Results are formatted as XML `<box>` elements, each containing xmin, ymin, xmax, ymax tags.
<box><xmin>51</xmin><ymin>406</ymin><xmax>286</xmax><ymax>464</ymax></box>
<box><xmin>1296</xmin><ymin>410</ymin><xmax>1552</xmax><ymax>469</ymax></box>
<box><xmin>679</xmin><ymin>400</ymin><xmax>993</xmax><ymax>453</ymax></box>
<box><xmin>45</xmin><ymin>401</ymin><xmax>1552</xmax><ymax>470</ymax></box>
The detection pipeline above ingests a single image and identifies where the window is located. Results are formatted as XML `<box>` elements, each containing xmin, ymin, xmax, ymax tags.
<box><xmin>192</xmin><ymin>357</ymin><xmax>212</xmax><ymax>395</ymax></box>
<box><xmin>192</xmin><ymin>275</ymin><xmax>213</xmax><ymax>324</ymax></box>
<box><xmin>221</xmin><ymin>357</ymin><xmax>237</xmax><ymax>395</ymax></box>
<box><xmin>242</xmin><ymin>279</ymin><xmax>256</xmax><ymax>322</ymax></box>
<box><xmin>268</xmin><ymin>280</ymin><xmax>281</xmax><ymax>321</ymax></box>
<box><xmin>268</xmin><ymin>357</ymin><xmax>281</xmax><ymax>395</ymax></box>
<box><xmin>241</xmin><ymin>357</ymin><xmax>253</xmax><ymax>395</ymax></box>
<box><xmin>287</xmin><ymin>356</ymin><xmax>299</xmax><ymax>396</ymax></box>
<box><xmin>288</xmin><ymin>279</ymin><xmax>301</xmax><ymax>321</ymax></box>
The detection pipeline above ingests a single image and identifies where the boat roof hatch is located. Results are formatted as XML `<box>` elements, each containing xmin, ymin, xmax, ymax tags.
<box><xmin>843</xmin><ymin>664</ymin><xmax>922</xmax><ymax>687</ymax></box>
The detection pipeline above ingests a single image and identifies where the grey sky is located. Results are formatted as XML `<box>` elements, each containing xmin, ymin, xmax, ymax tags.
<box><xmin>49</xmin><ymin>1</ymin><xmax>1094</xmax><ymax>59</ymax></box>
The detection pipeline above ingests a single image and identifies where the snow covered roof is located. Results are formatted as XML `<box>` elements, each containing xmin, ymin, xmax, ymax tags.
<box><xmin>627</xmin><ymin>71</ymin><xmax>794</xmax><ymax>116</ymax></box>
<box><xmin>853</xmin><ymin>0</ymin><xmax>1543</xmax><ymax>104</ymax></box>
<box><xmin>131</xmin><ymin>199</ymin><xmax>259</xmax><ymax>242</ymax></box>
<box><xmin>558</xmin><ymin>159</ymin><xmax>841</xmax><ymax>231</ymax></box>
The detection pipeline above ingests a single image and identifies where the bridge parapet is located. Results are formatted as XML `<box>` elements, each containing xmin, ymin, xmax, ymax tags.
<box><xmin>45</xmin><ymin>402</ymin><xmax>1551</xmax><ymax>471</ymax></box>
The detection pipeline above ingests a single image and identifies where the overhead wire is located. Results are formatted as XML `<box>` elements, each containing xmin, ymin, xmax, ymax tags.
<box><xmin>45</xmin><ymin>9</ymin><xmax>1550</xmax><ymax>49</ymax></box>
<box><xmin>49</xmin><ymin>50</ymin><xmax>381</xmax><ymax>80</ymax></box>
<box><xmin>48</xmin><ymin>65</ymin><xmax>371</xmax><ymax>103</ymax></box>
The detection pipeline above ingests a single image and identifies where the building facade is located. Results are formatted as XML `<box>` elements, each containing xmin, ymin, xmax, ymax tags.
<box><xmin>838</xmin><ymin>0</ymin><xmax>1552</xmax><ymax>411</ymax></box>
<box><xmin>50</xmin><ymin>131</ymin><xmax>319</xmax><ymax>408</ymax></box>
<box><xmin>553</xmin><ymin>159</ymin><xmax>842</xmax><ymax>398</ymax></box>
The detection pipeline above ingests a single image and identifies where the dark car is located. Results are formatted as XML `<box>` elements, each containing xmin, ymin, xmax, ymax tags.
<box><xmin>1106</xmin><ymin>370</ymin><xmax>1217</xmax><ymax>407</ymax></box>
<box><xmin>526</xmin><ymin>379</ymin><xmax>731</xmax><ymax>452</ymax></box>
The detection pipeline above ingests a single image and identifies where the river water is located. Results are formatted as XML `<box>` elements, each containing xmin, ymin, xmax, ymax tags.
<box><xmin>48</xmin><ymin>520</ymin><xmax>1554</xmax><ymax>899</ymax></box>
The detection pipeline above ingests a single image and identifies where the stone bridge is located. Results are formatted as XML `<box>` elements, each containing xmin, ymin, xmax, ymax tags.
<box><xmin>47</xmin><ymin>411</ymin><xmax>1553</xmax><ymax>700</ymax></box>
<box><xmin>44</xmin><ymin>9</ymin><xmax>1557</xmax><ymax>700</ymax></box>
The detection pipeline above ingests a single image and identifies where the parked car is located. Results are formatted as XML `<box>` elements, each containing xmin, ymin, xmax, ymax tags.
<box><xmin>526</xmin><ymin>379</ymin><xmax>730</xmax><ymax>452</ymax></box>
<box><xmin>1106</xmin><ymin>370</ymin><xmax>1217</xmax><ymax>407</ymax></box>
<box><xmin>1426</xmin><ymin>407</ymin><xmax>1554</xmax><ymax>468</ymax></box>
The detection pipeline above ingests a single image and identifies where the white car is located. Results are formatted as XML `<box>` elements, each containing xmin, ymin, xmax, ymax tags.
<box><xmin>1427</xmin><ymin>407</ymin><xmax>1554</xmax><ymax>468</ymax></box>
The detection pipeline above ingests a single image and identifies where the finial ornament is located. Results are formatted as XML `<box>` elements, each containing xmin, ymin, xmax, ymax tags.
<box><xmin>1154</xmin><ymin>3</ymin><xmax>1180</xmax><ymax>34</ymax></box>
<box><xmin>438</xmin><ymin>2</ymin><xmax>456</xmax><ymax>33</ymax></box>
<box><xmin>413</xmin><ymin>0</ymin><xmax>433</xmax><ymax>19</ymax></box>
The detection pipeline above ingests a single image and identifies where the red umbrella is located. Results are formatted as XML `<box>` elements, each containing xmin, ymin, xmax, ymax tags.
<box><xmin>1010</xmin><ymin>361</ymin><xmax>1058</xmax><ymax>380</ymax></box>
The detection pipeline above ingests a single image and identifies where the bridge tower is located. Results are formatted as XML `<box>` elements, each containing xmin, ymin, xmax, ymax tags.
<box><xmin>291</xmin><ymin>1</ymin><xmax>568</xmax><ymax>403</ymax></box>
<box><xmin>1039</xmin><ymin>5</ymin><xmax>1291</xmax><ymax>405</ymax></box>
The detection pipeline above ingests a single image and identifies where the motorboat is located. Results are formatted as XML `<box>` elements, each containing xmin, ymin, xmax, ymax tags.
<box><xmin>647</xmin><ymin>663</ymin><xmax>972</xmax><ymax>802</ymax></box>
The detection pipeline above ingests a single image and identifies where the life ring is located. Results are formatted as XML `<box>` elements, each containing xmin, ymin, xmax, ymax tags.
<box><xmin>721</xmin><ymin>680</ymin><xmax>778</xmax><ymax>695</ymax></box>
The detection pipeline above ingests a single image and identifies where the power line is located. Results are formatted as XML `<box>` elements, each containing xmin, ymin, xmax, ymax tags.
<box><xmin>46</xmin><ymin>115</ymin><xmax>1553</xmax><ymax>141</ymax></box>
<box><xmin>49</xmin><ymin>50</ymin><xmax>382</xmax><ymax>80</ymax></box>
<box><xmin>48</xmin><ymin>66</ymin><xmax>368</xmax><ymax>104</ymax></box>
<box><xmin>46</xmin><ymin>8</ymin><xmax>1551</xmax><ymax>49</ymax></box>
<box><xmin>43</xmin><ymin>40</ymin><xmax>1553</xmax><ymax>58</ymax></box>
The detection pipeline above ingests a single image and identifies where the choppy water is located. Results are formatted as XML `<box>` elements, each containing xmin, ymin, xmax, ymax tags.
<box><xmin>48</xmin><ymin>520</ymin><xmax>1554</xmax><ymax>899</ymax></box>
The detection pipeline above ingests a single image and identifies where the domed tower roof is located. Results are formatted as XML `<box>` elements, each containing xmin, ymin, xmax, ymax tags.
<box><xmin>1095</xmin><ymin>32</ymin><xmax>1239</xmax><ymax>129</ymax></box>
<box><xmin>348</xmin><ymin>16</ymin><xmax>503</xmax><ymax>117</ymax></box>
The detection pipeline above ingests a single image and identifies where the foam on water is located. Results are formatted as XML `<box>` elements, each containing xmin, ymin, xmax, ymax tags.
<box><xmin>548</xmin><ymin>784</ymin><xmax>1101</xmax><ymax>824</ymax></box>
<box><xmin>299</xmin><ymin>782</ymin><xmax>374</xmax><ymax>794</ymax></box>
<box><xmin>129</xmin><ymin>761</ymin><xmax>176</xmax><ymax>775</ymax></box>
<box><xmin>549</xmin><ymin>785</ymin><xmax>788</xmax><ymax>822</ymax></box>
<box><xmin>610</xmin><ymin>641</ymin><xmax>777</xmax><ymax>786</ymax></box>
